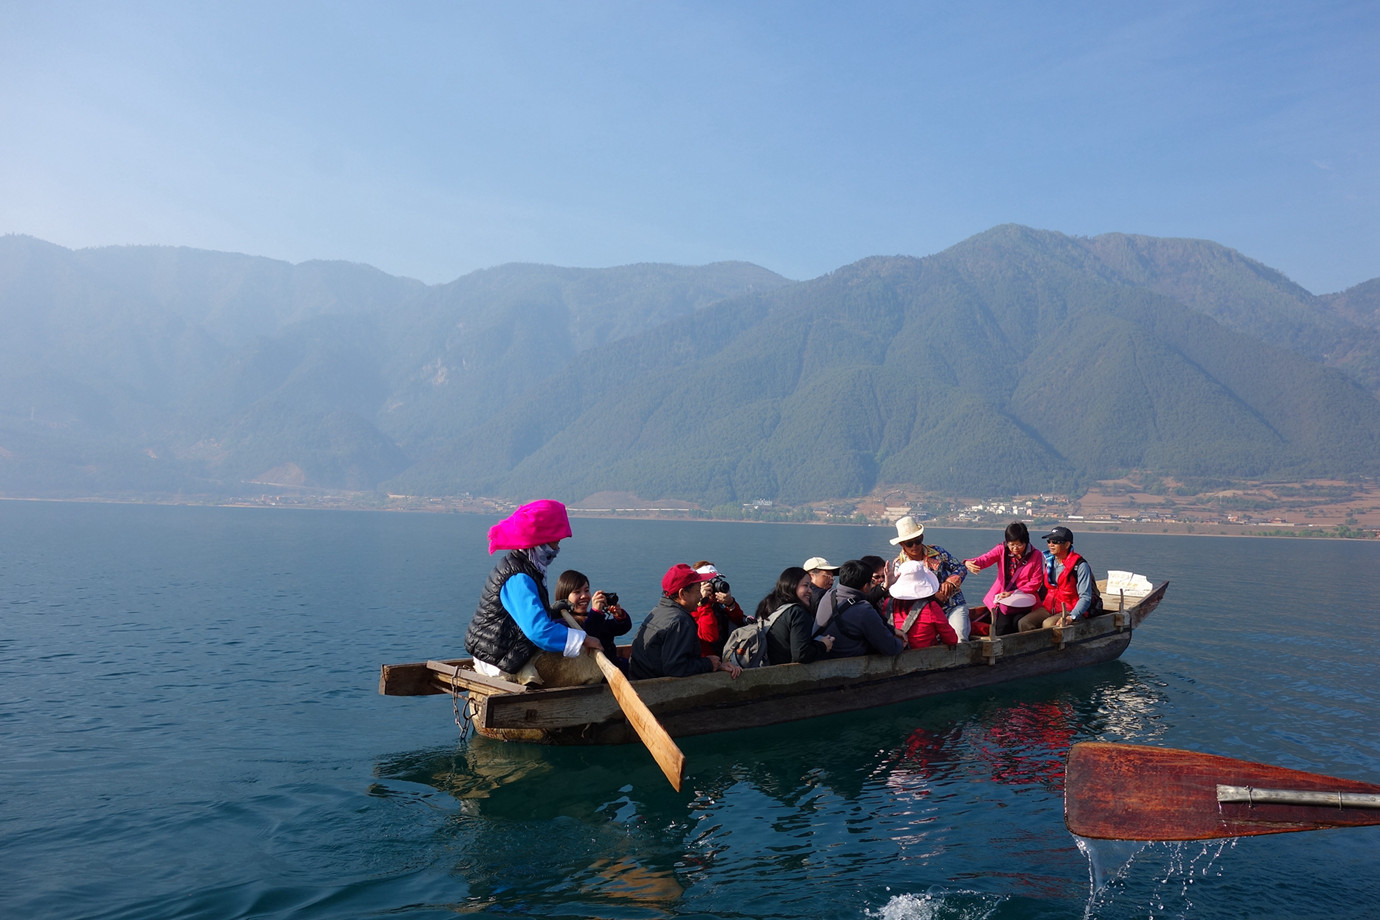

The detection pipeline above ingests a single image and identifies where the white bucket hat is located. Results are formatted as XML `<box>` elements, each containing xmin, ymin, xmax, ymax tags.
<box><xmin>889</xmin><ymin>515</ymin><xmax>926</xmax><ymax>545</ymax></box>
<box><xmin>890</xmin><ymin>560</ymin><xmax>939</xmax><ymax>601</ymax></box>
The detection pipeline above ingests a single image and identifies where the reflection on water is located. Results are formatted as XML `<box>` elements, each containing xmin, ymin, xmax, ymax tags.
<box><xmin>375</xmin><ymin>742</ymin><xmax>691</xmax><ymax>915</ymax></box>
<box><xmin>372</xmin><ymin>656</ymin><xmax>1188</xmax><ymax>917</ymax></box>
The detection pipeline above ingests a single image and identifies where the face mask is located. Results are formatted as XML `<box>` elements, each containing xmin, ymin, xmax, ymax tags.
<box><xmin>528</xmin><ymin>542</ymin><xmax>561</xmax><ymax>572</ymax></box>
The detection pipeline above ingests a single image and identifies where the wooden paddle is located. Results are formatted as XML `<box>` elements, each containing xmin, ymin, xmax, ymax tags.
<box><xmin>558</xmin><ymin>610</ymin><xmax>686</xmax><ymax>792</ymax></box>
<box><xmin>1065</xmin><ymin>742</ymin><xmax>1380</xmax><ymax>841</ymax></box>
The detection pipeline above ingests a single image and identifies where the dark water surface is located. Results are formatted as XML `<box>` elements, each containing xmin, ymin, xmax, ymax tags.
<box><xmin>3</xmin><ymin>501</ymin><xmax>1378</xmax><ymax>918</ymax></box>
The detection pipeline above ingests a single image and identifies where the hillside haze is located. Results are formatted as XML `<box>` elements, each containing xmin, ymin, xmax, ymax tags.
<box><xmin>1</xmin><ymin>228</ymin><xmax>1376</xmax><ymax>506</ymax></box>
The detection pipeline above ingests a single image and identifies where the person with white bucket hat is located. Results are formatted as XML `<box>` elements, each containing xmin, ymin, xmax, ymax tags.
<box><xmin>883</xmin><ymin>559</ymin><xmax>959</xmax><ymax>648</ymax></box>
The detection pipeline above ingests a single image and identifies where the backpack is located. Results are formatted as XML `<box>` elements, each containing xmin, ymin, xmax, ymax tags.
<box><xmin>722</xmin><ymin>604</ymin><xmax>792</xmax><ymax>670</ymax></box>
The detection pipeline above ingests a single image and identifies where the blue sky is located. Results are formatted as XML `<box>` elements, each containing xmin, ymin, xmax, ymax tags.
<box><xmin>2</xmin><ymin>1</ymin><xmax>1375</xmax><ymax>293</ymax></box>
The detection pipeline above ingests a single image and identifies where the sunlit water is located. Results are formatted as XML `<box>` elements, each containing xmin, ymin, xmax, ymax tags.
<box><xmin>3</xmin><ymin>502</ymin><xmax>1378</xmax><ymax>918</ymax></box>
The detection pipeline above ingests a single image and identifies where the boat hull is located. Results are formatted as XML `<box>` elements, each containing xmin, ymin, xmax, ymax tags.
<box><xmin>380</xmin><ymin>581</ymin><xmax>1166</xmax><ymax>746</ymax></box>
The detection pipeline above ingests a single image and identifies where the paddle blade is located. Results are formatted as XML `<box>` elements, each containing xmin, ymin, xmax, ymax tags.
<box><xmin>601</xmin><ymin>656</ymin><xmax>686</xmax><ymax>792</ymax></box>
<box><xmin>558</xmin><ymin>610</ymin><xmax>686</xmax><ymax>792</ymax></box>
<box><xmin>1066</xmin><ymin>742</ymin><xmax>1380</xmax><ymax>840</ymax></box>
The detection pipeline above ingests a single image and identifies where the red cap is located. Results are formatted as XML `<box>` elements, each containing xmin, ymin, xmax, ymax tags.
<box><xmin>661</xmin><ymin>563</ymin><xmax>714</xmax><ymax>596</ymax></box>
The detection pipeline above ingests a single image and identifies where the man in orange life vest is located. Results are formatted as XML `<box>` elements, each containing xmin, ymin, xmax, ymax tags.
<box><xmin>1017</xmin><ymin>526</ymin><xmax>1102</xmax><ymax>631</ymax></box>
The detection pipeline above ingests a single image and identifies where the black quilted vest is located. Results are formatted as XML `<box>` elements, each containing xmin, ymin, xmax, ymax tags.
<box><xmin>464</xmin><ymin>550</ymin><xmax>553</xmax><ymax>672</ymax></box>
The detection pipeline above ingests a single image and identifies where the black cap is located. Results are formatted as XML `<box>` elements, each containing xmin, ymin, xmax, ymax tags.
<box><xmin>1041</xmin><ymin>525</ymin><xmax>1074</xmax><ymax>543</ymax></box>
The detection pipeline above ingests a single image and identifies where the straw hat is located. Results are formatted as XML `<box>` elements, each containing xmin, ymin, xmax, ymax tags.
<box><xmin>889</xmin><ymin>515</ymin><xmax>926</xmax><ymax>545</ymax></box>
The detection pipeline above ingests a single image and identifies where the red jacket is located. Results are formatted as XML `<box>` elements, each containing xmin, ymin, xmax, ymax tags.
<box><xmin>884</xmin><ymin>597</ymin><xmax>959</xmax><ymax>649</ymax></box>
<box><xmin>693</xmin><ymin>599</ymin><xmax>746</xmax><ymax>656</ymax></box>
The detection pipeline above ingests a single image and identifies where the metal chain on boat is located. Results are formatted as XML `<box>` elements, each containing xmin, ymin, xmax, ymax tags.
<box><xmin>446</xmin><ymin>664</ymin><xmax>476</xmax><ymax>741</ymax></box>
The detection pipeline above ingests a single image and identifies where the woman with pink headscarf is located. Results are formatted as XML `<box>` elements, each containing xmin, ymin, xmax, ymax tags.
<box><xmin>463</xmin><ymin>500</ymin><xmax>602</xmax><ymax>681</ymax></box>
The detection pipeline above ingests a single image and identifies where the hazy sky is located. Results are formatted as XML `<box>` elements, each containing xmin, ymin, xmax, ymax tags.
<box><xmin>2</xmin><ymin>1</ymin><xmax>1376</xmax><ymax>293</ymax></box>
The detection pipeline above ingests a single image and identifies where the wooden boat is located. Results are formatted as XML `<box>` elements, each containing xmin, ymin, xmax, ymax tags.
<box><xmin>379</xmin><ymin>581</ymin><xmax>1168</xmax><ymax>746</ymax></box>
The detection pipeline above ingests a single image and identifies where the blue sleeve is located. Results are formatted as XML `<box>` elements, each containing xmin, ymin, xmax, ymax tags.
<box><xmin>1069</xmin><ymin>560</ymin><xmax>1095</xmax><ymax>620</ymax></box>
<box><xmin>500</xmin><ymin>575</ymin><xmax>571</xmax><ymax>652</ymax></box>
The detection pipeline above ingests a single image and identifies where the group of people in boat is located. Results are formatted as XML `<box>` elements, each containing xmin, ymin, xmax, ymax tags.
<box><xmin>463</xmin><ymin>499</ymin><xmax>1103</xmax><ymax>685</ymax></box>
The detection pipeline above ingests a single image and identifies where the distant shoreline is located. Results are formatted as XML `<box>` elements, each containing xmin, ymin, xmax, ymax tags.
<box><xmin>4</xmin><ymin>494</ymin><xmax>1376</xmax><ymax>542</ymax></box>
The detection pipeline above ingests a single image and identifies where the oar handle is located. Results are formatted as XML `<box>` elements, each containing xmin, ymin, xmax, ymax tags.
<box><xmin>1217</xmin><ymin>785</ymin><xmax>1380</xmax><ymax>809</ymax></box>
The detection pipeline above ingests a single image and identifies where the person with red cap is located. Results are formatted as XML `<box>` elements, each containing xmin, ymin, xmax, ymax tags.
<box><xmin>464</xmin><ymin>500</ymin><xmax>603</xmax><ymax>682</ymax></box>
<box><xmin>629</xmin><ymin>564</ymin><xmax>743</xmax><ymax>680</ymax></box>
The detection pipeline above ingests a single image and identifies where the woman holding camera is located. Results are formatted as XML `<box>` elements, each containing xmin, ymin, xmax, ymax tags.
<box><xmin>551</xmin><ymin>569</ymin><xmax>632</xmax><ymax>670</ymax></box>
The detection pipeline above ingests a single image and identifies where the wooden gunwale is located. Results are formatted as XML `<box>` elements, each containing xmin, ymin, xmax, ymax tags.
<box><xmin>380</xmin><ymin>581</ymin><xmax>1167</xmax><ymax>746</ymax></box>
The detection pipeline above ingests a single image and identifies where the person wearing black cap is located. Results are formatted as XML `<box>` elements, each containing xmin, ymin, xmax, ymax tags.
<box><xmin>1018</xmin><ymin>526</ymin><xmax>1102</xmax><ymax>631</ymax></box>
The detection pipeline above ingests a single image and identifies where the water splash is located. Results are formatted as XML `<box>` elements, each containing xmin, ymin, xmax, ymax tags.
<box><xmin>1076</xmin><ymin>834</ymin><xmax>1233</xmax><ymax>917</ymax></box>
<box><xmin>869</xmin><ymin>889</ymin><xmax>1005</xmax><ymax>920</ymax></box>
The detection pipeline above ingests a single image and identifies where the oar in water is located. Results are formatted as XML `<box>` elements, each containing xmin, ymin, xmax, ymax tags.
<box><xmin>559</xmin><ymin>610</ymin><xmax>686</xmax><ymax>792</ymax></box>
<box><xmin>1065</xmin><ymin>742</ymin><xmax>1380</xmax><ymax>840</ymax></box>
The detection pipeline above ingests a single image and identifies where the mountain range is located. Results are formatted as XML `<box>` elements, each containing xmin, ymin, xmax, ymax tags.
<box><xmin>1</xmin><ymin>226</ymin><xmax>1377</xmax><ymax>507</ymax></box>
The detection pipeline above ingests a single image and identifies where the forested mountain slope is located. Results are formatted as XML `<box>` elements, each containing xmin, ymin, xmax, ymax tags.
<box><xmin>1</xmin><ymin>229</ymin><xmax>1375</xmax><ymax>504</ymax></box>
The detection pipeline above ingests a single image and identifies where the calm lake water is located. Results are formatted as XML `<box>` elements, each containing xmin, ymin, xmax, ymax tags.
<box><xmin>3</xmin><ymin>501</ymin><xmax>1378</xmax><ymax>919</ymax></box>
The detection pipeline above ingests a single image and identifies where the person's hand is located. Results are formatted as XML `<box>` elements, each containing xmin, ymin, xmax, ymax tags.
<box><xmin>995</xmin><ymin>591</ymin><xmax>1011</xmax><ymax>601</ymax></box>
<box><xmin>894</xmin><ymin>627</ymin><xmax>906</xmax><ymax>641</ymax></box>
<box><xmin>582</xmin><ymin>635</ymin><xmax>604</xmax><ymax>652</ymax></box>
<box><xmin>820</xmin><ymin>635</ymin><xmax>835</xmax><ymax>651</ymax></box>
<box><xmin>700</xmin><ymin>582</ymin><xmax>714</xmax><ymax>599</ymax></box>
<box><xmin>707</xmin><ymin>654</ymin><xmax>722</xmax><ymax>670</ymax></box>
<box><xmin>591</xmin><ymin>590</ymin><xmax>608</xmax><ymax>611</ymax></box>
<box><xmin>715</xmin><ymin>591</ymin><xmax>733</xmax><ymax>606</ymax></box>
<box><xmin>721</xmin><ymin>660</ymin><xmax>743</xmax><ymax>679</ymax></box>
<box><xmin>964</xmin><ymin>560</ymin><xmax>980</xmax><ymax>574</ymax></box>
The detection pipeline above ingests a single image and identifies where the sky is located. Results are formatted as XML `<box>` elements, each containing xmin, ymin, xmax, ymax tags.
<box><xmin>1</xmin><ymin>1</ymin><xmax>1376</xmax><ymax>294</ymax></box>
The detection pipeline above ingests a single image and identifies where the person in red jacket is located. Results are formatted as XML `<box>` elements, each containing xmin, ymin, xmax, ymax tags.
<box><xmin>884</xmin><ymin>558</ymin><xmax>959</xmax><ymax>649</ymax></box>
<box><xmin>690</xmin><ymin>561</ymin><xmax>747</xmax><ymax>657</ymax></box>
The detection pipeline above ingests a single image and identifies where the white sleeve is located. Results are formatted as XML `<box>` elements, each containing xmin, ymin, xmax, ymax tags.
<box><xmin>563</xmin><ymin>627</ymin><xmax>588</xmax><ymax>658</ymax></box>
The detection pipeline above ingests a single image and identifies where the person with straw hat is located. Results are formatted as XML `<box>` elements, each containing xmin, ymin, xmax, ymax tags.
<box><xmin>464</xmin><ymin>500</ymin><xmax>603</xmax><ymax>683</ymax></box>
<box><xmin>887</xmin><ymin>515</ymin><xmax>971</xmax><ymax>642</ymax></box>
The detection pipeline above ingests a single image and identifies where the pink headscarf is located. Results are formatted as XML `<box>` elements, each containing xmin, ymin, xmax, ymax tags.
<box><xmin>487</xmin><ymin>500</ymin><xmax>572</xmax><ymax>554</ymax></box>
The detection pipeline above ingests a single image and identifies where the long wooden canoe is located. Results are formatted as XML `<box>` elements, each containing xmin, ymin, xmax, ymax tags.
<box><xmin>380</xmin><ymin>581</ymin><xmax>1167</xmax><ymax>746</ymax></box>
